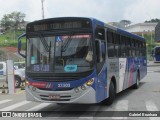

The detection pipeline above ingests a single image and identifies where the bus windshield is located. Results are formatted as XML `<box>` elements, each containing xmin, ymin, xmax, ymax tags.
<box><xmin>155</xmin><ymin>47</ymin><xmax>160</xmax><ymax>55</ymax></box>
<box><xmin>26</xmin><ymin>34</ymin><xmax>93</xmax><ymax>73</ymax></box>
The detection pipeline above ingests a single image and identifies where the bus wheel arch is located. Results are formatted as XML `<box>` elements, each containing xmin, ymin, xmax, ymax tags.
<box><xmin>111</xmin><ymin>76</ymin><xmax>117</xmax><ymax>93</ymax></box>
<box><xmin>102</xmin><ymin>76</ymin><xmax>116</xmax><ymax>105</ymax></box>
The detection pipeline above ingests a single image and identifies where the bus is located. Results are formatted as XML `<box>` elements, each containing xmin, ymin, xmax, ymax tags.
<box><xmin>151</xmin><ymin>46</ymin><xmax>160</xmax><ymax>62</ymax></box>
<box><xmin>18</xmin><ymin>17</ymin><xmax>147</xmax><ymax>105</ymax></box>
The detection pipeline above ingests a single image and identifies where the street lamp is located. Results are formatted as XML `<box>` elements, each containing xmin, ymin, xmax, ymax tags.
<box><xmin>41</xmin><ymin>0</ymin><xmax>45</xmax><ymax>19</ymax></box>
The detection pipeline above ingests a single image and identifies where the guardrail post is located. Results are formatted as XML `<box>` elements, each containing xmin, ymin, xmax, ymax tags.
<box><xmin>7</xmin><ymin>60</ymin><xmax>15</xmax><ymax>94</ymax></box>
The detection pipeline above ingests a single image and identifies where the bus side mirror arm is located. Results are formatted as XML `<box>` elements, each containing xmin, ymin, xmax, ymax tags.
<box><xmin>18</xmin><ymin>33</ymin><xmax>26</xmax><ymax>58</ymax></box>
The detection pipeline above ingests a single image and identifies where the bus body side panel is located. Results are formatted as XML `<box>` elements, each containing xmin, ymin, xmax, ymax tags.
<box><xmin>123</xmin><ymin>57</ymin><xmax>147</xmax><ymax>90</ymax></box>
<box><xmin>139</xmin><ymin>57</ymin><xmax>147</xmax><ymax>80</ymax></box>
<box><xmin>126</xmin><ymin>57</ymin><xmax>138</xmax><ymax>88</ymax></box>
<box><xmin>118</xmin><ymin>58</ymin><xmax>127</xmax><ymax>91</ymax></box>
<box><xmin>107</xmin><ymin>58</ymin><xmax>119</xmax><ymax>93</ymax></box>
<box><xmin>107</xmin><ymin>56</ymin><xmax>147</xmax><ymax>94</ymax></box>
<box><xmin>95</xmin><ymin>63</ymin><xmax>108</xmax><ymax>103</ymax></box>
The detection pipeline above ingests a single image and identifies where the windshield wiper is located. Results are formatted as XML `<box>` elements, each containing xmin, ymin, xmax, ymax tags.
<box><xmin>39</xmin><ymin>34</ymin><xmax>50</xmax><ymax>52</ymax></box>
<box><xmin>62</xmin><ymin>36</ymin><xmax>72</xmax><ymax>52</ymax></box>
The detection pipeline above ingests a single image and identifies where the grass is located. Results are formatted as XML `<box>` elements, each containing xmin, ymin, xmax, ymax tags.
<box><xmin>0</xmin><ymin>29</ymin><xmax>26</xmax><ymax>49</ymax></box>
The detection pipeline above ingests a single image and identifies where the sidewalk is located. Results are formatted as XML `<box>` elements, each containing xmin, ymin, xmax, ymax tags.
<box><xmin>147</xmin><ymin>61</ymin><xmax>160</xmax><ymax>67</ymax></box>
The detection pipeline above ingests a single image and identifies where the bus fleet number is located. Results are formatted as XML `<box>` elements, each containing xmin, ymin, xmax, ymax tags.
<box><xmin>58</xmin><ymin>83</ymin><xmax>70</xmax><ymax>88</ymax></box>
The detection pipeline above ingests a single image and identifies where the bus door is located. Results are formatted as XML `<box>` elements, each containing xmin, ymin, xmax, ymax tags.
<box><xmin>95</xmin><ymin>39</ymin><xmax>107</xmax><ymax>102</ymax></box>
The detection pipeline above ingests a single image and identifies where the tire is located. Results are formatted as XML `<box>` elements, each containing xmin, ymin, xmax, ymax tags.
<box><xmin>102</xmin><ymin>81</ymin><xmax>115</xmax><ymax>105</ymax></box>
<box><xmin>132</xmin><ymin>72</ymin><xmax>140</xmax><ymax>89</ymax></box>
<box><xmin>15</xmin><ymin>76</ymin><xmax>21</xmax><ymax>88</ymax></box>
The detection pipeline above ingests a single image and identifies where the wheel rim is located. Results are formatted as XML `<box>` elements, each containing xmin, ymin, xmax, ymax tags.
<box><xmin>15</xmin><ymin>80</ymin><xmax>19</xmax><ymax>87</ymax></box>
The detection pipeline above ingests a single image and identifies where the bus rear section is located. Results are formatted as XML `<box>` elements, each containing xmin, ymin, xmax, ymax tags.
<box><xmin>152</xmin><ymin>46</ymin><xmax>160</xmax><ymax>62</ymax></box>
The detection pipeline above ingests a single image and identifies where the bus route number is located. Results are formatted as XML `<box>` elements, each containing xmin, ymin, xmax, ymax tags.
<box><xmin>58</xmin><ymin>83</ymin><xmax>70</xmax><ymax>88</ymax></box>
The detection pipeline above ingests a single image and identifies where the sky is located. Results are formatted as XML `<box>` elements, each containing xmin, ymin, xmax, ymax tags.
<box><xmin>0</xmin><ymin>0</ymin><xmax>160</xmax><ymax>24</ymax></box>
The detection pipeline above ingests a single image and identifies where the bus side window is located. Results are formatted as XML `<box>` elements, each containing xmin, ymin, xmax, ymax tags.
<box><xmin>121</xmin><ymin>36</ymin><xmax>126</xmax><ymax>57</ymax></box>
<box><xmin>95</xmin><ymin>27</ymin><xmax>105</xmax><ymax>40</ymax></box>
<box><xmin>127</xmin><ymin>38</ymin><xmax>132</xmax><ymax>57</ymax></box>
<box><xmin>95</xmin><ymin>27</ymin><xmax>105</xmax><ymax>62</ymax></box>
<box><xmin>131</xmin><ymin>39</ymin><xmax>135</xmax><ymax>57</ymax></box>
<box><xmin>101</xmin><ymin>41</ymin><xmax>106</xmax><ymax>61</ymax></box>
<box><xmin>114</xmin><ymin>33</ymin><xmax>119</xmax><ymax>57</ymax></box>
<box><xmin>107</xmin><ymin>31</ymin><xmax>115</xmax><ymax>58</ymax></box>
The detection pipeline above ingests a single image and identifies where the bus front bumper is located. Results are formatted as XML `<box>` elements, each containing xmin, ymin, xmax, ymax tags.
<box><xmin>25</xmin><ymin>85</ymin><xmax>97</xmax><ymax>104</ymax></box>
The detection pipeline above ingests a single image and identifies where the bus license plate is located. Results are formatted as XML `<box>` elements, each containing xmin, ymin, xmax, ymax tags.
<box><xmin>49</xmin><ymin>94</ymin><xmax>60</xmax><ymax>99</ymax></box>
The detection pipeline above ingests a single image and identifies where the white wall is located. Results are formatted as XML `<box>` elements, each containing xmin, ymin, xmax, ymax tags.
<box><xmin>126</xmin><ymin>23</ymin><xmax>157</xmax><ymax>33</ymax></box>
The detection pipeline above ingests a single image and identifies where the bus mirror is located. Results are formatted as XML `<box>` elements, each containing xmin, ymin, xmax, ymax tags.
<box><xmin>18</xmin><ymin>33</ymin><xmax>26</xmax><ymax>58</ymax></box>
<box><xmin>95</xmin><ymin>40</ymin><xmax>102</xmax><ymax>63</ymax></box>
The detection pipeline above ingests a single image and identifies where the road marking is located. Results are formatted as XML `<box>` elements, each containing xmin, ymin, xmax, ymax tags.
<box><xmin>0</xmin><ymin>101</ymin><xmax>30</xmax><ymax>111</ymax></box>
<box><xmin>112</xmin><ymin>100</ymin><xmax>128</xmax><ymax>119</ymax></box>
<box><xmin>146</xmin><ymin>101</ymin><xmax>158</xmax><ymax>111</ymax></box>
<box><xmin>146</xmin><ymin>100</ymin><xmax>160</xmax><ymax>120</ymax></box>
<box><xmin>26</xmin><ymin>103</ymin><xmax>52</xmax><ymax>111</ymax></box>
<box><xmin>115</xmin><ymin>100</ymin><xmax>128</xmax><ymax>111</ymax></box>
<box><xmin>147</xmin><ymin>71</ymin><xmax>154</xmax><ymax>73</ymax></box>
<box><xmin>0</xmin><ymin>99</ymin><xmax>12</xmax><ymax>105</ymax></box>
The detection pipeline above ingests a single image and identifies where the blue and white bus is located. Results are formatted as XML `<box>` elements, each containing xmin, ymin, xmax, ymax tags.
<box><xmin>151</xmin><ymin>46</ymin><xmax>160</xmax><ymax>62</ymax></box>
<box><xmin>18</xmin><ymin>17</ymin><xmax>147</xmax><ymax>105</ymax></box>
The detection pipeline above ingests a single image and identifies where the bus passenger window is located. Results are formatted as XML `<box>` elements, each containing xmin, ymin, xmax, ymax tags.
<box><xmin>95</xmin><ymin>28</ymin><xmax>105</xmax><ymax>40</ymax></box>
<box><xmin>101</xmin><ymin>42</ymin><xmax>106</xmax><ymax>61</ymax></box>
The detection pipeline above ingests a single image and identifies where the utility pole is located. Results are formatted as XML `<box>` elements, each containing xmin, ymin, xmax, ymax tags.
<box><xmin>41</xmin><ymin>0</ymin><xmax>45</xmax><ymax>19</ymax></box>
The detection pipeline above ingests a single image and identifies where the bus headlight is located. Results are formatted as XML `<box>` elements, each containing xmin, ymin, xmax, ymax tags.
<box><xmin>86</xmin><ymin>78</ymin><xmax>94</xmax><ymax>86</ymax></box>
<box><xmin>81</xmin><ymin>85</ymin><xmax>86</xmax><ymax>90</ymax></box>
<box><xmin>25</xmin><ymin>81</ymin><xmax>29</xmax><ymax>86</ymax></box>
<box><xmin>32</xmin><ymin>86</ymin><xmax>36</xmax><ymax>91</ymax></box>
<box><xmin>74</xmin><ymin>88</ymin><xmax>80</xmax><ymax>93</ymax></box>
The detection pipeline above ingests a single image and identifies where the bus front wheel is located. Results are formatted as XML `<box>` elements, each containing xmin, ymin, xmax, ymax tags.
<box><xmin>102</xmin><ymin>81</ymin><xmax>115</xmax><ymax>105</ymax></box>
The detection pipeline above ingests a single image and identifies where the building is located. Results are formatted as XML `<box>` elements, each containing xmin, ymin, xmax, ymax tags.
<box><xmin>125</xmin><ymin>23</ymin><xmax>158</xmax><ymax>34</ymax></box>
<box><xmin>18</xmin><ymin>21</ymin><xmax>29</xmax><ymax>29</ymax></box>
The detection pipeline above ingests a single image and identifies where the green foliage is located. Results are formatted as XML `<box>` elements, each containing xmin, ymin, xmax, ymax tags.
<box><xmin>143</xmin><ymin>33</ymin><xmax>156</xmax><ymax>61</ymax></box>
<box><xmin>145</xmin><ymin>18</ymin><xmax>160</xmax><ymax>23</ymax></box>
<box><xmin>0</xmin><ymin>29</ymin><xmax>26</xmax><ymax>49</ymax></box>
<box><xmin>0</xmin><ymin>11</ymin><xmax>26</xmax><ymax>31</ymax></box>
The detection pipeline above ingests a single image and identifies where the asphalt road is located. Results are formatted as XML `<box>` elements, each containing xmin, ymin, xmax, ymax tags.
<box><xmin>0</xmin><ymin>65</ymin><xmax>160</xmax><ymax>120</ymax></box>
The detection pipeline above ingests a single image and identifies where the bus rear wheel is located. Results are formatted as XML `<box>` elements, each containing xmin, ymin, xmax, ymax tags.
<box><xmin>132</xmin><ymin>72</ymin><xmax>140</xmax><ymax>89</ymax></box>
<box><xmin>102</xmin><ymin>81</ymin><xmax>115</xmax><ymax>105</ymax></box>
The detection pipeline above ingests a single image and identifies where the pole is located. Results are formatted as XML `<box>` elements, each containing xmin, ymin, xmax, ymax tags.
<box><xmin>151</xmin><ymin>30</ymin><xmax>152</xmax><ymax>45</ymax></box>
<box><xmin>41</xmin><ymin>0</ymin><xmax>45</xmax><ymax>19</ymax></box>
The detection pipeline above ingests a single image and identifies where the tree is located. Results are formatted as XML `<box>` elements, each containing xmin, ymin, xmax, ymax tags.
<box><xmin>0</xmin><ymin>14</ymin><xmax>13</xmax><ymax>30</ymax></box>
<box><xmin>145</xmin><ymin>19</ymin><xmax>160</xmax><ymax>23</ymax></box>
<box><xmin>0</xmin><ymin>11</ymin><xmax>26</xmax><ymax>31</ymax></box>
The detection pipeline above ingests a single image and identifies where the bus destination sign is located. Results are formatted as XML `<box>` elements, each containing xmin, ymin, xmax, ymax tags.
<box><xmin>27</xmin><ymin>20</ymin><xmax>91</xmax><ymax>32</ymax></box>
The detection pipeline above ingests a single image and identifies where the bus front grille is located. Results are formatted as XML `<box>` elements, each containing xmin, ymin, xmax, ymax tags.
<box><xmin>41</xmin><ymin>98</ymin><xmax>70</xmax><ymax>101</ymax></box>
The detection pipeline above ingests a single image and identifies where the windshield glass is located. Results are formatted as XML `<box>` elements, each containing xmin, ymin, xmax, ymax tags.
<box><xmin>155</xmin><ymin>47</ymin><xmax>160</xmax><ymax>55</ymax></box>
<box><xmin>26</xmin><ymin>34</ymin><xmax>93</xmax><ymax>73</ymax></box>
